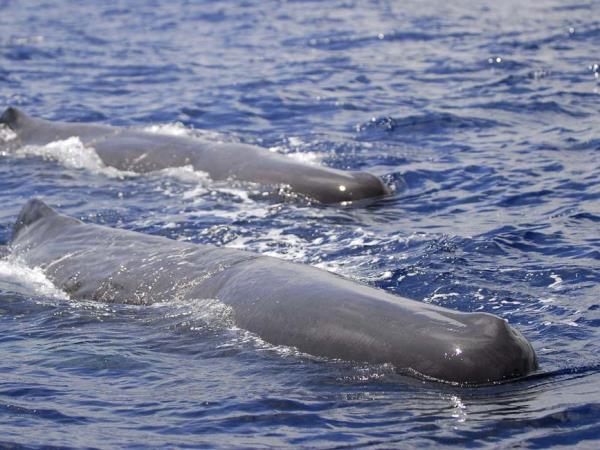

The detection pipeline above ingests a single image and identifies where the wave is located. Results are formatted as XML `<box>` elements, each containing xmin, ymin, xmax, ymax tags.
<box><xmin>15</xmin><ymin>137</ymin><xmax>134</xmax><ymax>178</ymax></box>
<box><xmin>356</xmin><ymin>112</ymin><xmax>501</xmax><ymax>140</ymax></box>
<box><xmin>0</xmin><ymin>256</ymin><xmax>68</xmax><ymax>300</ymax></box>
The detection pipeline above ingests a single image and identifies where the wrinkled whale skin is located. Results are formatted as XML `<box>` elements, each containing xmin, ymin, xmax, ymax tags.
<box><xmin>0</xmin><ymin>107</ymin><xmax>390</xmax><ymax>203</ymax></box>
<box><xmin>8</xmin><ymin>199</ymin><xmax>538</xmax><ymax>385</ymax></box>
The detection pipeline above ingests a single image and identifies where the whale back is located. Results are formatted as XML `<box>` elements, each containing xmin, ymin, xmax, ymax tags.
<box><xmin>1</xmin><ymin>107</ymin><xmax>114</xmax><ymax>146</ymax></box>
<box><xmin>2</xmin><ymin>108</ymin><xmax>391</xmax><ymax>203</ymax></box>
<box><xmin>9</xmin><ymin>199</ymin><xmax>538</xmax><ymax>384</ymax></box>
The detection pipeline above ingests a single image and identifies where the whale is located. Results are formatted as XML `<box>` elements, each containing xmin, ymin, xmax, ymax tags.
<box><xmin>6</xmin><ymin>199</ymin><xmax>538</xmax><ymax>385</ymax></box>
<box><xmin>0</xmin><ymin>107</ymin><xmax>390</xmax><ymax>204</ymax></box>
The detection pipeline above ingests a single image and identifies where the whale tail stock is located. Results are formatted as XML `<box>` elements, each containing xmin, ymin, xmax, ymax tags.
<box><xmin>12</xmin><ymin>198</ymin><xmax>59</xmax><ymax>239</ymax></box>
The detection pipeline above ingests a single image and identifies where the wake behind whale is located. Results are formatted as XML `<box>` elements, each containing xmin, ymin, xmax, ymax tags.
<box><xmin>6</xmin><ymin>199</ymin><xmax>538</xmax><ymax>385</ymax></box>
<box><xmin>0</xmin><ymin>107</ymin><xmax>390</xmax><ymax>204</ymax></box>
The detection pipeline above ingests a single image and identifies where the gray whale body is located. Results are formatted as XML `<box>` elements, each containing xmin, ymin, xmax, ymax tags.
<box><xmin>8</xmin><ymin>199</ymin><xmax>538</xmax><ymax>385</ymax></box>
<box><xmin>0</xmin><ymin>107</ymin><xmax>389</xmax><ymax>204</ymax></box>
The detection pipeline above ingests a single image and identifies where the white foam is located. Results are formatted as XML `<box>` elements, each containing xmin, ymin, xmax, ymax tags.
<box><xmin>141</xmin><ymin>122</ymin><xmax>236</xmax><ymax>143</ymax></box>
<box><xmin>226</xmin><ymin>228</ymin><xmax>308</xmax><ymax>261</ymax></box>
<box><xmin>425</xmin><ymin>292</ymin><xmax>460</xmax><ymax>303</ymax></box>
<box><xmin>450</xmin><ymin>395</ymin><xmax>468</xmax><ymax>423</ymax></box>
<box><xmin>548</xmin><ymin>273</ymin><xmax>563</xmax><ymax>289</ymax></box>
<box><xmin>286</xmin><ymin>151</ymin><xmax>326</xmax><ymax>165</ymax></box>
<box><xmin>142</xmin><ymin>122</ymin><xmax>191</xmax><ymax>137</ymax></box>
<box><xmin>16</xmin><ymin>137</ymin><xmax>135</xmax><ymax>178</ymax></box>
<box><xmin>0</xmin><ymin>124</ymin><xmax>17</xmax><ymax>143</ymax></box>
<box><xmin>268</xmin><ymin>136</ymin><xmax>326</xmax><ymax>166</ymax></box>
<box><xmin>153</xmin><ymin>164</ymin><xmax>211</xmax><ymax>184</ymax></box>
<box><xmin>9</xmin><ymin>35</ymin><xmax>44</xmax><ymax>45</ymax></box>
<box><xmin>180</xmin><ymin>183</ymin><xmax>275</xmax><ymax>222</ymax></box>
<box><xmin>224</xmin><ymin>326</ymin><xmax>314</xmax><ymax>359</ymax></box>
<box><xmin>180</xmin><ymin>184</ymin><xmax>210</xmax><ymax>200</ymax></box>
<box><xmin>0</xmin><ymin>257</ymin><xmax>69</xmax><ymax>300</ymax></box>
<box><xmin>150</xmin><ymin>297</ymin><xmax>236</xmax><ymax>329</ymax></box>
<box><xmin>181</xmin><ymin>184</ymin><xmax>253</xmax><ymax>204</ymax></box>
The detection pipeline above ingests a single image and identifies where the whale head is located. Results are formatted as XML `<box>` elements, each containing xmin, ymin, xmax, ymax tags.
<box><xmin>421</xmin><ymin>312</ymin><xmax>538</xmax><ymax>385</ymax></box>
<box><xmin>290</xmin><ymin>169</ymin><xmax>391</xmax><ymax>204</ymax></box>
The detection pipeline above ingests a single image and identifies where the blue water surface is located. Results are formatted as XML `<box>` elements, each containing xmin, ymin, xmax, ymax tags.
<box><xmin>1</xmin><ymin>0</ymin><xmax>599</xmax><ymax>448</ymax></box>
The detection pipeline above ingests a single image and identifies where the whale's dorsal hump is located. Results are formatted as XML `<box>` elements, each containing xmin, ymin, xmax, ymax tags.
<box><xmin>13</xmin><ymin>199</ymin><xmax>58</xmax><ymax>238</ymax></box>
<box><xmin>1</xmin><ymin>107</ymin><xmax>31</xmax><ymax>130</ymax></box>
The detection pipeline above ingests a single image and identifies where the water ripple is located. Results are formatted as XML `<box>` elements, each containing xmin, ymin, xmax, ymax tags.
<box><xmin>0</xmin><ymin>0</ymin><xmax>598</xmax><ymax>448</ymax></box>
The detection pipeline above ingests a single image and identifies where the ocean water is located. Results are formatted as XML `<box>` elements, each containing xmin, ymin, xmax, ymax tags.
<box><xmin>0</xmin><ymin>0</ymin><xmax>599</xmax><ymax>447</ymax></box>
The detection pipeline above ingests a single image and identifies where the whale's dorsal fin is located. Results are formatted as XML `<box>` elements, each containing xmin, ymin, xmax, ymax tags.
<box><xmin>1</xmin><ymin>107</ymin><xmax>30</xmax><ymax>130</ymax></box>
<box><xmin>13</xmin><ymin>199</ymin><xmax>58</xmax><ymax>238</ymax></box>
